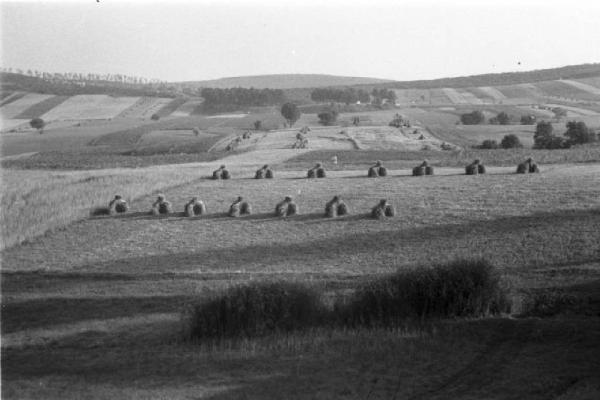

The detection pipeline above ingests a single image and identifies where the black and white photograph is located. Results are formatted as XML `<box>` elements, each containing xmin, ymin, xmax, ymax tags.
<box><xmin>1</xmin><ymin>0</ymin><xmax>599</xmax><ymax>398</ymax></box>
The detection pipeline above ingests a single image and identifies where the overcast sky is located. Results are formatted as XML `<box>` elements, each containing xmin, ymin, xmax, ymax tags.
<box><xmin>1</xmin><ymin>0</ymin><xmax>599</xmax><ymax>82</ymax></box>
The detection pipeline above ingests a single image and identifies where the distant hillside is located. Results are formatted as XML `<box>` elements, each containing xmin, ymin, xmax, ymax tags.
<box><xmin>179</xmin><ymin>74</ymin><xmax>393</xmax><ymax>89</ymax></box>
<box><xmin>366</xmin><ymin>63</ymin><xmax>600</xmax><ymax>90</ymax></box>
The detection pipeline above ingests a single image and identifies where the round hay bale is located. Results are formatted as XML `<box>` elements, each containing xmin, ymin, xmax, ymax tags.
<box><xmin>287</xmin><ymin>202</ymin><xmax>298</xmax><ymax>216</ymax></box>
<box><xmin>240</xmin><ymin>202</ymin><xmax>251</xmax><ymax>215</ymax></box>
<box><xmin>229</xmin><ymin>203</ymin><xmax>241</xmax><ymax>217</ymax></box>
<box><xmin>212</xmin><ymin>170</ymin><xmax>221</xmax><ymax>180</ymax></box>
<box><xmin>529</xmin><ymin>163</ymin><xmax>540</xmax><ymax>173</ymax></box>
<box><xmin>516</xmin><ymin>163</ymin><xmax>528</xmax><ymax>174</ymax></box>
<box><xmin>368</xmin><ymin>167</ymin><xmax>379</xmax><ymax>178</ymax></box>
<box><xmin>114</xmin><ymin>202</ymin><xmax>128</xmax><ymax>213</ymax></box>
<box><xmin>378</xmin><ymin>166</ymin><xmax>388</xmax><ymax>177</ymax></box>
<box><xmin>316</xmin><ymin>168</ymin><xmax>326</xmax><ymax>178</ymax></box>
<box><xmin>465</xmin><ymin>164</ymin><xmax>479</xmax><ymax>175</ymax></box>
<box><xmin>478</xmin><ymin>164</ymin><xmax>486</xmax><ymax>174</ymax></box>
<box><xmin>425</xmin><ymin>166</ymin><xmax>434</xmax><ymax>175</ymax></box>
<box><xmin>384</xmin><ymin>204</ymin><xmax>396</xmax><ymax>217</ymax></box>
<box><xmin>413</xmin><ymin>166</ymin><xmax>425</xmax><ymax>176</ymax></box>
<box><xmin>255</xmin><ymin>169</ymin><xmax>264</xmax><ymax>179</ymax></box>
<box><xmin>221</xmin><ymin>169</ymin><xmax>231</xmax><ymax>180</ymax></box>
<box><xmin>337</xmin><ymin>202</ymin><xmax>349</xmax><ymax>216</ymax></box>
<box><xmin>307</xmin><ymin>169</ymin><xmax>316</xmax><ymax>178</ymax></box>
<box><xmin>265</xmin><ymin>169</ymin><xmax>274</xmax><ymax>179</ymax></box>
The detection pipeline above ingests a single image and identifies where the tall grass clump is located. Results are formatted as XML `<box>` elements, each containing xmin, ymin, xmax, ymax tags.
<box><xmin>185</xmin><ymin>281</ymin><xmax>326</xmax><ymax>339</ymax></box>
<box><xmin>339</xmin><ymin>259</ymin><xmax>509</xmax><ymax>327</ymax></box>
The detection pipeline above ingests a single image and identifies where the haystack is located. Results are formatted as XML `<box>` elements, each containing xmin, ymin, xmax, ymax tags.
<box><xmin>325</xmin><ymin>195</ymin><xmax>349</xmax><ymax>217</ymax></box>
<box><xmin>255</xmin><ymin>164</ymin><xmax>274</xmax><ymax>179</ymax></box>
<box><xmin>371</xmin><ymin>199</ymin><xmax>394</xmax><ymax>219</ymax></box>
<box><xmin>307</xmin><ymin>163</ymin><xmax>326</xmax><ymax>179</ymax></box>
<box><xmin>368</xmin><ymin>161</ymin><xmax>388</xmax><ymax>178</ymax></box>
<box><xmin>229</xmin><ymin>196</ymin><xmax>251</xmax><ymax>217</ymax></box>
<box><xmin>108</xmin><ymin>195</ymin><xmax>129</xmax><ymax>214</ymax></box>
<box><xmin>466</xmin><ymin>159</ymin><xmax>485</xmax><ymax>175</ymax></box>
<box><xmin>276</xmin><ymin>196</ymin><xmax>298</xmax><ymax>217</ymax></box>
<box><xmin>517</xmin><ymin>158</ymin><xmax>540</xmax><ymax>174</ymax></box>
<box><xmin>413</xmin><ymin>161</ymin><xmax>432</xmax><ymax>176</ymax></box>
<box><xmin>212</xmin><ymin>165</ymin><xmax>231</xmax><ymax>180</ymax></box>
<box><xmin>151</xmin><ymin>194</ymin><xmax>172</xmax><ymax>215</ymax></box>
<box><xmin>184</xmin><ymin>197</ymin><xmax>206</xmax><ymax>217</ymax></box>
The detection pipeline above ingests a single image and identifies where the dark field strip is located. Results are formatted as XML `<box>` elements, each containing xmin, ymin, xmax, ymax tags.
<box><xmin>155</xmin><ymin>97</ymin><xmax>188</xmax><ymax>118</ymax></box>
<box><xmin>13</xmin><ymin>95</ymin><xmax>69</xmax><ymax>119</ymax></box>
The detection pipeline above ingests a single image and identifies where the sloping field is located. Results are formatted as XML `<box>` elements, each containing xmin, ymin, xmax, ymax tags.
<box><xmin>41</xmin><ymin>95</ymin><xmax>140</xmax><ymax>121</ymax></box>
<box><xmin>442</xmin><ymin>88</ymin><xmax>469</xmax><ymax>104</ymax></box>
<box><xmin>0</xmin><ymin>119</ymin><xmax>29</xmax><ymax>131</ymax></box>
<box><xmin>495</xmin><ymin>84</ymin><xmax>541</xmax><ymax>103</ymax></box>
<box><xmin>477</xmin><ymin>86</ymin><xmax>507</xmax><ymax>101</ymax></box>
<box><xmin>560</xmin><ymin>79</ymin><xmax>600</xmax><ymax>96</ymax></box>
<box><xmin>458</xmin><ymin>89</ymin><xmax>485</xmax><ymax>104</ymax></box>
<box><xmin>171</xmin><ymin>99</ymin><xmax>203</xmax><ymax>117</ymax></box>
<box><xmin>0</xmin><ymin>92</ymin><xmax>25</xmax><ymax>107</ymax></box>
<box><xmin>534</xmin><ymin>80</ymin><xmax>599</xmax><ymax>102</ymax></box>
<box><xmin>115</xmin><ymin>97</ymin><xmax>173</xmax><ymax>119</ymax></box>
<box><xmin>0</xmin><ymin>93</ymin><xmax>54</xmax><ymax>119</ymax></box>
<box><xmin>13</xmin><ymin>95</ymin><xmax>70</xmax><ymax>119</ymax></box>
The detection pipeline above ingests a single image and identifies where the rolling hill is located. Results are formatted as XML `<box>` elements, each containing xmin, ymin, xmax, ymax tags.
<box><xmin>177</xmin><ymin>74</ymin><xmax>394</xmax><ymax>89</ymax></box>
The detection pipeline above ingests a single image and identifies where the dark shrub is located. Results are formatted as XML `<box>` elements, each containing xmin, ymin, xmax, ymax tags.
<box><xmin>151</xmin><ymin>113</ymin><xmax>160</xmax><ymax>121</ymax></box>
<box><xmin>479</xmin><ymin>139</ymin><xmax>499</xmax><ymax>149</ymax></box>
<box><xmin>460</xmin><ymin>110</ymin><xmax>485</xmax><ymax>125</ymax></box>
<box><xmin>317</xmin><ymin>109</ymin><xmax>339</xmax><ymax>126</ymax></box>
<box><xmin>339</xmin><ymin>259</ymin><xmax>509</xmax><ymax>327</ymax></box>
<box><xmin>520</xmin><ymin>115</ymin><xmax>536</xmax><ymax>125</ymax></box>
<box><xmin>501</xmin><ymin>134</ymin><xmax>523</xmax><ymax>149</ymax></box>
<box><xmin>186</xmin><ymin>281</ymin><xmax>325</xmax><ymax>339</ymax></box>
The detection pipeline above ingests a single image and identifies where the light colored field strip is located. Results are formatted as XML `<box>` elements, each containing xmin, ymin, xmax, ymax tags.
<box><xmin>1</xmin><ymin>313</ymin><xmax>179</xmax><ymax>349</ymax></box>
<box><xmin>459</xmin><ymin>90</ymin><xmax>484</xmax><ymax>105</ymax></box>
<box><xmin>0</xmin><ymin>118</ymin><xmax>29</xmax><ymax>131</ymax></box>
<box><xmin>0</xmin><ymin>93</ymin><xmax>54</xmax><ymax>119</ymax></box>
<box><xmin>478</xmin><ymin>86</ymin><xmax>506</xmax><ymax>100</ymax></box>
<box><xmin>41</xmin><ymin>95</ymin><xmax>141</xmax><ymax>120</ymax></box>
<box><xmin>442</xmin><ymin>88</ymin><xmax>468</xmax><ymax>104</ymax></box>
<box><xmin>0</xmin><ymin>151</ymin><xmax>38</xmax><ymax>161</ymax></box>
<box><xmin>560</xmin><ymin>80</ymin><xmax>600</xmax><ymax>96</ymax></box>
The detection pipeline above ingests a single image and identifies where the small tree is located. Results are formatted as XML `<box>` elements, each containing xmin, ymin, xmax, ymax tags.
<box><xmin>254</xmin><ymin>120</ymin><xmax>262</xmax><ymax>130</ymax></box>
<box><xmin>460</xmin><ymin>110</ymin><xmax>485</xmax><ymax>125</ymax></box>
<box><xmin>151</xmin><ymin>113</ymin><xmax>160</xmax><ymax>121</ymax></box>
<box><xmin>564</xmin><ymin>121</ymin><xmax>596</xmax><ymax>146</ymax></box>
<box><xmin>496</xmin><ymin>112</ymin><xmax>510</xmax><ymax>125</ymax></box>
<box><xmin>29</xmin><ymin>117</ymin><xmax>45</xmax><ymax>134</ymax></box>
<box><xmin>534</xmin><ymin>121</ymin><xmax>566</xmax><ymax>149</ymax></box>
<box><xmin>500</xmin><ymin>134</ymin><xmax>523</xmax><ymax>149</ymax></box>
<box><xmin>551</xmin><ymin>107</ymin><xmax>567</xmax><ymax>121</ymax></box>
<box><xmin>318</xmin><ymin>109</ymin><xmax>339</xmax><ymax>126</ymax></box>
<box><xmin>192</xmin><ymin>127</ymin><xmax>200</xmax><ymax>136</ymax></box>
<box><xmin>280</xmin><ymin>103</ymin><xmax>301</xmax><ymax>127</ymax></box>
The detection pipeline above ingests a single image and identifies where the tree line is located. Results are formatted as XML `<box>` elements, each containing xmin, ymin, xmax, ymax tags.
<box><xmin>310</xmin><ymin>87</ymin><xmax>371</xmax><ymax>104</ymax></box>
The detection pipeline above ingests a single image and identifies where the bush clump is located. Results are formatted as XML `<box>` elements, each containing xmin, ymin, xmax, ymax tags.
<box><xmin>339</xmin><ymin>259</ymin><xmax>509</xmax><ymax>327</ymax></box>
<box><xmin>186</xmin><ymin>281</ymin><xmax>325</xmax><ymax>339</ymax></box>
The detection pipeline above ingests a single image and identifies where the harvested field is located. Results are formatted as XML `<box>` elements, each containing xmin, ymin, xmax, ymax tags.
<box><xmin>115</xmin><ymin>97</ymin><xmax>173</xmax><ymax>119</ymax></box>
<box><xmin>560</xmin><ymin>79</ymin><xmax>600</xmax><ymax>96</ymax></box>
<box><xmin>13</xmin><ymin>95</ymin><xmax>70</xmax><ymax>119</ymax></box>
<box><xmin>535</xmin><ymin>80</ymin><xmax>600</xmax><ymax>102</ymax></box>
<box><xmin>41</xmin><ymin>95</ymin><xmax>140</xmax><ymax>120</ymax></box>
<box><xmin>0</xmin><ymin>93</ymin><xmax>54</xmax><ymax>119</ymax></box>
<box><xmin>476</xmin><ymin>86</ymin><xmax>507</xmax><ymax>101</ymax></box>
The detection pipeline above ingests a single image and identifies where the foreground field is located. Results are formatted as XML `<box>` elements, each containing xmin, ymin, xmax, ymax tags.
<box><xmin>2</xmin><ymin>160</ymin><xmax>599</xmax><ymax>399</ymax></box>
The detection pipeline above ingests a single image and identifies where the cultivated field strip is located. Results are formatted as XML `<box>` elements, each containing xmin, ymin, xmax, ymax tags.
<box><xmin>13</xmin><ymin>95</ymin><xmax>70</xmax><ymax>119</ymax></box>
<box><xmin>40</xmin><ymin>95</ymin><xmax>141</xmax><ymax>120</ymax></box>
<box><xmin>115</xmin><ymin>97</ymin><xmax>173</xmax><ymax>119</ymax></box>
<box><xmin>560</xmin><ymin>79</ymin><xmax>600</xmax><ymax>96</ymax></box>
<box><xmin>2</xmin><ymin>164</ymin><xmax>599</xmax><ymax>274</ymax></box>
<box><xmin>442</xmin><ymin>88</ymin><xmax>469</xmax><ymax>104</ymax></box>
<box><xmin>477</xmin><ymin>86</ymin><xmax>506</xmax><ymax>101</ymax></box>
<box><xmin>0</xmin><ymin>93</ymin><xmax>54</xmax><ymax>119</ymax></box>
